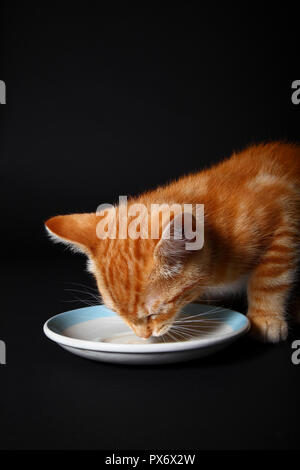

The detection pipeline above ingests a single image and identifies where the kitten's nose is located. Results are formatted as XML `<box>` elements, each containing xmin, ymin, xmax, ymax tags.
<box><xmin>137</xmin><ymin>327</ymin><xmax>151</xmax><ymax>339</ymax></box>
<box><xmin>141</xmin><ymin>330</ymin><xmax>151</xmax><ymax>339</ymax></box>
<box><xmin>133</xmin><ymin>322</ymin><xmax>152</xmax><ymax>339</ymax></box>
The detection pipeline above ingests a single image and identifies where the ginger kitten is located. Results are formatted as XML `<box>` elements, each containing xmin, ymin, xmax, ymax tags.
<box><xmin>45</xmin><ymin>142</ymin><xmax>300</xmax><ymax>342</ymax></box>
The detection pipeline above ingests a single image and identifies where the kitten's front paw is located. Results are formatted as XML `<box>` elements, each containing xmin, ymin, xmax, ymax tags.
<box><xmin>247</xmin><ymin>313</ymin><xmax>288</xmax><ymax>343</ymax></box>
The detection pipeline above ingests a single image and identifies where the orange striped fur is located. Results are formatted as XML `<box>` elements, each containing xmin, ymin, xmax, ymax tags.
<box><xmin>45</xmin><ymin>142</ymin><xmax>300</xmax><ymax>342</ymax></box>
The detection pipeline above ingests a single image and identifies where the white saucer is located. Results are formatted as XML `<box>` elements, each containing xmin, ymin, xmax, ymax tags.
<box><xmin>43</xmin><ymin>303</ymin><xmax>250</xmax><ymax>365</ymax></box>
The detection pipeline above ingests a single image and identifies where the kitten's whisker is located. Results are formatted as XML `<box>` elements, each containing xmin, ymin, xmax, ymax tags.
<box><xmin>167</xmin><ymin>330</ymin><xmax>177</xmax><ymax>342</ymax></box>
<box><xmin>170</xmin><ymin>329</ymin><xmax>197</xmax><ymax>340</ymax></box>
<box><xmin>176</xmin><ymin>308</ymin><xmax>228</xmax><ymax>320</ymax></box>
<box><xmin>171</xmin><ymin>326</ymin><xmax>205</xmax><ymax>334</ymax></box>
<box><xmin>65</xmin><ymin>287</ymin><xmax>101</xmax><ymax>298</ymax></box>
<box><xmin>174</xmin><ymin>317</ymin><xmax>225</xmax><ymax>321</ymax></box>
<box><xmin>63</xmin><ymin>297</ymin><xmax>99</xmax><ymax>307</ymax></box>
<box><xmin>171</xmin><ymin>324</ymin><xmax>221</xmax><ymax>333</ymax></box>
<box><xmin>185</xmin><ymin>306</ymin><xmax>228</xmax><ymax>315</ymax></box>
<box><xmin>172</xmin><ymin>330</ymin><xmax>189</xmax><ymax>341</ymax></box>
<box><xmin>67</xmin><ymin>281</ymin><xmax>99</xmax><ymax>292</ymax></box>
<box><xmin>164</xmin><ymin>319</ymin><xmax>224</xmax><ymax>328</ymax></box>
<box><xmin>169</xmin><ymin>328</ymin><xmax>198</xmax><ymax>338</ymax></box>
<box><xmin>65</xmin><ymin>282</ymin><xmax>100</xmax><ymax>298</ymax></box>
<box><xmin>176</xmin><ymin>311</ymin><xmax>223</xmax><ymax>320</ymax></box>
<box><xmin>173</xmin><ymin>325</ymin><xmax>220</xmax><ymax>332</ymax></box>
<box><xmin>169</xmin><ymin>330</ymin><xmax>184</xmax><ymax>339</ymax></box>
<box><xmin>173</xmin><ymin>318</ymin><xmax>225</xmax><ymax>324</ymax></box>
<box><xmin>64</xmin><ymin>288</ymin><xmax>102</xmax><ymax>303</ymax></box>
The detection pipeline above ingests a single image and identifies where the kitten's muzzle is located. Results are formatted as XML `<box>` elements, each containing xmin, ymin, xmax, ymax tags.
<box><xmin>131</xmin><ymin>321</ymin><xmax>152</xmax><ymax>339</ymax></box>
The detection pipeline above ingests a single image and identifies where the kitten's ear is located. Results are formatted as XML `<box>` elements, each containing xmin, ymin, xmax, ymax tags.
<box><xmin>45</xmin><ymin>213</ymin><xmax>98</xmax><ymax>253</ymax></box>
<box><xmin>154</xmin><ymin>212</ymin><xmax>197</xmax><ymax>269</ymax></box>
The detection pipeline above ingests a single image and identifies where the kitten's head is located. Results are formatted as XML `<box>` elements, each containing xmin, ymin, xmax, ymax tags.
<box><xmin>45</xmin><ymin>208</ymin><xmax>206</xmax><ymax>338</ymax></box>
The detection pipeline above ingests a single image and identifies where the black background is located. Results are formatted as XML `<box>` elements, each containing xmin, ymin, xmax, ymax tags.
<box><xmin>1</xmin><ymin>4</ymin><xmax>300</xmax><ymax>450</ymax></box>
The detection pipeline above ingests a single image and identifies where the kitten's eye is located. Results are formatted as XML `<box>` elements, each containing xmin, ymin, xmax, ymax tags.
<box><xmin>146</xmin><ymin>302</ymin><xmax>167</xmax><ymax>319</ymax></box>
<box><xmin>146</xmin><ymin>312</ymin><xmax>157</xmax><ymax>319</ymax></box>
<box><xmin>145</xmin><ymin>310</ymin><xmax>158</xmax><ymax>320</ymax></box>
<box><xmin>148</xmin><ymin>304</ymin><xmax>166</xmax><ymax>319</ymax></box>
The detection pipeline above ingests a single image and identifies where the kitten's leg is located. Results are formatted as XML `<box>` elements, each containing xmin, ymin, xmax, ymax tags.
<box><xmin>247</xmin><ymin>227</ymin><xmax>299</xmax><ymax>343</ymax></box>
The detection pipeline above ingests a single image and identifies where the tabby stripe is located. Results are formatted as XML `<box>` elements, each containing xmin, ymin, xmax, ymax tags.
<box><xmin>275</xmin><ymin>229</ymin><xmax>298</xmax><ymax>239</ymax></box>
<box><xmin>254</xmin><ymin>283</ymin><xmax>291</xmax><ymax>293</ymax></box>
<box><xmin>107</xmin><ymin>237</ymin><xmax>118</xmax><ymax>295</ymax></box>
<box><xmin>108</xmin><ymin>238</ymin><xmax>121</xmax><ymax>306</ymax></box>
<box><xmin>118</xmin><ymin>246</ymin><xmax>130</xmax><ymax>291</ymax></box>
<box><xmin>255</xmin><ymin>264</ymin><xmax>292</xmax><ymax>278</ymax></box>
<box><xmin>132</xmin><ymin>255</ymin><xmax>144</xmax><ymax>316</ymax></box>
<box><xmin>248</xmin><ymin>308</ymin><xmax>282</xmax><ymax>320</ymax></box>
<box><xmin>124</xmin><ymin>244</ymin><xmax>137</xmax><ymax>316</ymax></box>
<box><xmin>102</xmin><ymin>264</ymin><xmax>118</xmax><ymax>307</ymax></box>
<box><xmin>268</xmin><ymin>244</ymin><xmax>293</xmax><ymax>254</ymax></box>
<box><xmin>262</xmin><ymin>254</ymin><xmax>295</xmax><ymax>265</ymax></box>
<box><xmin>132</xmin><ymin>292</ymin><xmax>140</xmax><ymax>316</ymax></box>
<box><xmin>134</xmin><ymin>238</ymin><xmax>142</xmax><ymax>261</ymax></box>
<box><xmin>251</xmin><ymin>295</ymin><xmax>281</xmax><ymax>306</ymax></box>
<box><xmin>248</xmin><ymin>307</ymin><xmax>271</xmax><ymax>317</ymax></box>
<box><xmin>126</xmin><ymin>239</ymin><xmax>135</xmax><ymax>263</ymax></box>
<box><xmin>166</xmin><ymin>281</ymin><xmax>200</xmax><ymax>305</ymax></box>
